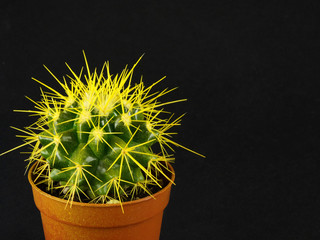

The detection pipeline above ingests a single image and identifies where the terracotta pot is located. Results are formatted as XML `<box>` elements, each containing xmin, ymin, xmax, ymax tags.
<box><xmin>28</xmin><ymin>164</ymin><xmax>175</xmax><ymax>240</ymax></box>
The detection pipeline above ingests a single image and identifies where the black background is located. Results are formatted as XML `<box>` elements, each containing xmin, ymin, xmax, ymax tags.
<box><xmin>0</xmin><ymin>1</ymin><xmax>320</xmax><ymax>239</ymax></box>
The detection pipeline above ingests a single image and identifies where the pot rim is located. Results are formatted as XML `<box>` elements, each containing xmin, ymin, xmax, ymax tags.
<box><xmin>28</xmin><ymin>163</ymin><xmax>175</xmax><ymax>208</ymax></box>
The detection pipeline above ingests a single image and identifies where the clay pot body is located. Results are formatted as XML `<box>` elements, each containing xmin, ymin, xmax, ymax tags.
<box><xmin>28</xmin><ymin>164</ymin><xmax>175</xmax><ymax>240</ymax></box>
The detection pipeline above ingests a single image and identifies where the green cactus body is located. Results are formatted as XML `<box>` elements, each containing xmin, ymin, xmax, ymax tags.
<box><xmin>0</xmin><ymin>52</ymin><xmax>205</xmax><ymax>206</ymax></box>
<box><xmin>40</xmin><ymin>99</ymin><xmax>160</xmax><ymax>202</ymax></box>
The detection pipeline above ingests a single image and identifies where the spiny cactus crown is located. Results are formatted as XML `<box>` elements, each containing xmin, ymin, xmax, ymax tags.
<box><xmin>1</xmin><ymin>52</ymin><xmax>204</xmax><ymax>207</ymax></box>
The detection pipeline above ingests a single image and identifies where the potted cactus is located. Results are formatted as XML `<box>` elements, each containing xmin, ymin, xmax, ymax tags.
<box><xmin>1</xmin><ymin>52</ymin><xmax>204</xmax><ymax>240</ymax></box>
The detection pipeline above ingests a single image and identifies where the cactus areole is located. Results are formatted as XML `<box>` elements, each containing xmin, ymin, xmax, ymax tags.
<box><xmin>2</xmin><ymin>52</ymin><xmax>204</xmax><ymax>209</ymax></box>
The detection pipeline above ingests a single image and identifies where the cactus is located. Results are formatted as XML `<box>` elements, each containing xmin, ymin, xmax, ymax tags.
<box><xmin>1</xmin><ymin>52</ymin><xmax>204</xmax><ymax>207</ymax></box>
